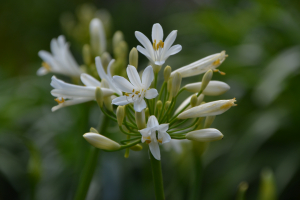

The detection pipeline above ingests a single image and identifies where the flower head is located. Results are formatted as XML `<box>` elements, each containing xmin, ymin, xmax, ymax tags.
<box><xmin>37</xmin><ymin>35</ymin><xmax>82</xmax><ymax>77</ymax></box>
<box><xmin>139</xmin><ymin>116</ymin><xmax>171</xmax><ymax>160</ymax></box>
<box><xmin>135</xmin><ymin>23</ymin><xmax>182</xmax><ymax>66</ymax></box>
<box><xmin>112</xmin><ymin>65</ymin><xmax>158</xmax><ymax>112</ymax></box>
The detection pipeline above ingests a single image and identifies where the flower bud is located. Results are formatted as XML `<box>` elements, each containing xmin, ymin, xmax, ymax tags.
<box><xmin>200</xmin><ymin>69</ymin><xmax>213</xmax><ymax>92</ymax></box>
<box><xmin>101</xmin><ymin>52</ymin><xmax>111</xmax><ymax>72</ymax></box>
<box><xmin>90</xmin><ymin>127</ymin><xmax>98</xmax><ymax>133</ymax></box>
<box><xmin>135</xmin><ymin>110</ymin><xmax>146</xmax><ymax>129</ymax></box>
<box><xmin>204</xmin><ymin>116</ymin><xmax>216</xmax><ymax>128</ymax></box>
<box><xmin>129</xmin><ymin>48</ymin><xmax>138</xmax><ymax>69</ymax></box>
<box><xmin>164</xmin><ymin>65</ymin><xmax>172</xmax><ymax>82</ymax></box>
<box><xmin>237</xmin><ymin>182</ymin><xmax>248</xmax><ymax>200</ymax></box>
<box><xmin>95</xmin><ymin>87</ymin><xmax>103</xmax><ymax>108</ymax></box>
<box><xmin>185</xmin><ymin>81</ymin><xmax>230</xmax><ymax>96</ymax></box>
<box><xmin>156</xmin><ymin>100</ymin><xmax>162</xmax><ymax>111</ymax></box>
<box><xmin>152</xmin><ymin>64</ymin><xmax>162</xmax><ymax>74</ymax></box>
<box><xmin>165</xmin><ymin>101</ymin><xmax>171</xmax><ymax>110</ymax></box>
<box><xmin>90</xmin><ymin>18</ymin><xmax>106</xmax><ymax>56</ymax></box>
<box><xmin>83</xmin><ymin>44</ymin><xmax>92</xmax><ymax>66</ymax></box>
<box><xmin>112</xmin><ymin>31</ymin><xmax>124</xmax><ymax>50</ymax></box>
<box><xmin>186</xmin><ymin>128</ymin><xmax>223</xmax><ymax>142</ymax></box>
<box><xmin>171</xmin><ymin>72</ymin><xmax>182</xmax><ymax>97</ymax></box>
<box><xmin>167</xmin><ymin>78</ymin><xmax>173</xmax><ymax>96</ymax></box>
<box><xmin>145</xmin><ymin>108</ymin><xmax>150</xmax><ymax>118</ymax></box>
<box><xmin>130</xmin><ymin>144</ymin><xmax>143</xmax><ymax>151</ymax></box>
<box><xmin>178</xmin><ymin>98</ymin><xmax>236</xmax><ymax>119</ymax></box>
<box><xmin>196</xmin><ymin>94</ymin><xmax>205</xmax><ymax>106</ymax></box>
<box><xmin>101</xmin><ymin>79</ymin><xmax>113</xmax><ymax>111</ymax></box>
<box><xmin>259</xmin><ymin>168</ymin><xmax>277</xmax><ymax>200</ymax></box>
<box><xmin>190</xmin><ymin>94</ymin><xmax>198</xmax><ymax>107</ymax></box>
<box><xmin>83</xmin><ymin>133</ymin><xmax>121</xmax><ymax>150</ymax></box>
<box><xmin>117</xmin><ymin>106</ymin><xmax>125</xmax><ymax>126</ymax></box>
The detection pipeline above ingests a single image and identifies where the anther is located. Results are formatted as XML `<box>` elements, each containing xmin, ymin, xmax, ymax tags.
<box><xmin>213</xmin><ymin>59</ymin><xmax>220</xmax><ymax>66</ymax></box>
<box><xmin>42</xmin><ymin>62</ymin><xmax>51</xmax><ymax>71</ymax></box>
<box><xmin>54</xmin><ymin>98</ymin><xmax>65</xmax><ymax>104</ymax></box>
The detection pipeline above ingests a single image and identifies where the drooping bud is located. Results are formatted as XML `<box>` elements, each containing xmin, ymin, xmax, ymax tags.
<box><xmin>165</xmin><ymin>101</ymin><xmax>171</xmax><ymax>110</ymax></box>
<box><xmin>185</xmin><ymin>81</ymin><xmax>230</xmax><ymax>96</ymax></box>
<box><xmin>164</xmin><ymin>65</ymin><xmax>172</xmax><ymax>82</ymax></box>
<box><xmin>101</xmin><ymin>52</ymin><xmax>111</xmax><ymax>72</ymax></box>
<box><xmin>95</xmin><ymin>87</ymin><xmax>103</xmax><ymax>108</ymax></box>
<box><xmin>204</xmin><ymin>116</ymin><xmax>216</xmax><ymax>128</ymax></box>
<box><xmin>171</xmin><ymin>72</ymin><xmax>182</xmax><ymax>97</ymax></box>
<box><xmin>236</xmin><ymin>182</ymin><xmax>248</xmax><ymax>200</ymax></box>
<box><xmin>90</xmin><ymin>127</ymin><xmax>98</xmax><ymax>133</ymax></box>
<box><xmin>90</xmin><ymin>18</ymin><xmax>106</xmax><ymax>56</ymax></box>
<box><xmin>83</xmin><ymin>44</ymin><xmax>92</xmax><ymax>66</ymax></box>
<box><xmin>135</xmin><ymin>110</ymin><xmax>146</xmax><ymax>129</ymax></box>
<box><xmin>156</xmin><ymin>100</ymin><xmax>162</xmax><ymax>111</ymax></box>
<box><xmin>200</xmin><ymin>69</ymin><xmax>213</xmax><ymax>92</ymax></box>
<box><xmin>178</xmin><ymin>98</ymin><xmax>237</xmax><ymax>119</ymax></box>
<box><xmin>116</xmin><ymin>106</ymin><xmax>125</xmax><ymax>126</ymax></box>
<box><xmin>83</xmin><ymin>132</ymin><xmax>121</xmax><ymax>150</ymax></box>
<box><xmin>112</xmin><ymin>31</ymin><xmax>124</xmax><ymax>51</ymax></box>
<box><xmin>130</xmin><ymin>144</ymin><xmax>143</xmax><ymax>151</ymax></box>
<box><xmin>190</xmin><ymin>94</ymin><xmax>198</xmax><ymax>107</ymax></box>
<box><xmin>186</xmin><ymin>128</ymin><xmax>223</xmax><ymax>142</ymax></box>
<box><xmin>129</xmin><ymin>48</ymin><xmax>138</xmax><ymax>69</ymax></box>
<box><xmin>258</xmin><ymin>168</ymin><xmax>277</xmax><ymax>200</ymax></box>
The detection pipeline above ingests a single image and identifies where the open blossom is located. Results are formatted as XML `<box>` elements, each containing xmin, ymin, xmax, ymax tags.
<box><xmin>135</xmin><ymin>23</ymin><xmax>182</xmax><ymax>66</ymax></box>
<box><xmin>139</xmin><ymin>116</ymin><xmax>171</xmax><ymax>160</ymax></box>
<box><xmin>37</xmin><ymin>35</ymin><xmax>82</xmax><ymax>77</ymax></box>
<box><xmin>112</xmin><ymin>65</ymin><xmax>158</xmax><ymax>112</ymax></box>
<box><xmin>171</xmin><ymin>51</ymin><xmax>227</xmax><ymax>78</ymax></box>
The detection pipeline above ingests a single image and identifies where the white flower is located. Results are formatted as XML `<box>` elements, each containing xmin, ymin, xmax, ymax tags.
<box><xmin>37</xmin><ymin>35</ymin><xmax>82</xmax><ymax>77</ymax></box>
<box><xmin>135</xmin><ymin>23</ymin><xmax>182</xmax><ymax>66</ymax></box>
<box><xmin>90</xmin><ymin>18</ymin><xmax>106</xmax><ymax>55</ymax></box>
<box><xmin>112</xmin><ymin>65</ymin><xmax>158</xmax><ymax>112</ymax></box>
<box><xmin>83</xmin><ymin>132</ymin><xmax>121</xmax><ymax>150</ymax></box>
<box><xmin>50</xmin><ymin>76</ymin><xmax>114</xmax><ymax>112</ymax></box>
<box><xmin>186</xmin><ymin>128</ymin><xmax>223</xmax><ymax>142</ymax></box>
<box><xmin>139</xmin><ymin>116</ymin><xmax>171</xmax><ymax>160</ymax></box>
<box><xmin>184</xmin><ymin>80</ymin><xmax>230</xmax><ymax>96</ymax></box>
<box><xmin>177</xmin><ymin>98</ymin><xmax>237</xmax><ymax>119</ymax></box>
<box><xmin>174</xmin><ymin>94</ymin><xmax>205</xmax><ymax>115</ymax></box>
<box><xmin>171</xmin><ymin>51</ymin><xmax>227</xmax><ymax>78</ymax></box>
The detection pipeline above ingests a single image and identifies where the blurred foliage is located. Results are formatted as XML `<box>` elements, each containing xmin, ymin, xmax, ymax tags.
<box><xmin>1</xmin><ymin>0</ymin><xmax>300</xmax><ymax>200</ymax></box>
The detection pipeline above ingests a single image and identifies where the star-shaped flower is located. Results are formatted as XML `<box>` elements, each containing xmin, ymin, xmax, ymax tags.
<box><xmin>135</xmin><ymin>23</ymin><xmax>182</xmax><ymax>66</ymax></box>
<box><xmin>139</xmin><ymin>115</ymin><xmax>171</xmax><ymax>160</ymax></box>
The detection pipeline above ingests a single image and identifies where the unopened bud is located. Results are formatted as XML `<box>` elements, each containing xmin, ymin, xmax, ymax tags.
<box><xmin>190</xmin><ymin>94</ymin><xmax>198</xmax><ymax>107</ymax></box>
<box><xmin>129</xmin><ymin>48</ymin><xmax>138</xmax><ymax>68</ymax></box>
<box><xmin>90</xmin><ymin>127</ymin><xmax>98</xmax><ymax>133</ymax></box>
<box><xmin>200</xmin><ymin>69</ymin><xmax>213</xmax><ymax>92</ymax></box>
<box><xmin>83</xmin><ymin>132</ymin><xmax>121</xmax><ymax>150</ymax></box>
<box><xmin>167</xmin><ymin>78</ymin><xmax>173</xmax><ymax>93</ymax></box>
<box><xmin>101</xmin><ymin>52</ymin><xmax>111</xmax><ymax>72</ymax></box>
<box><xmin>156</xmin><ymin>100</ymin><xmax>162</xmax><ymax>111</ymax></box>
<box><xmin>101</xmin><ymin>79</ymin><xmax>113</xmax><ymax>111</ymax></box>
<box><xmin>165</xmin><ymin>101</ymin><xmax>171</xmax><ymax>110</ymax></box>
<box><xmin>236</xmin><ymin>182</ymin><xmax>248</xmax><ymax>200</ymax></box>
<box><xmin>112</xmin><ymin>31</ymin><xmax>124</xmax><ymax>50</ymax></box>
<box><xmin>145</xmin><ymin>108</ymin><xmax>150</xmax><ymax>118</ymax></box>
<box><xmin>130</xmin><ymin>144</ymin><xmax>143</xmax><ymax>151</ymax></box>
<box><xmin>185</xmin><ymin>81</ymin><xmax>230</xmax><ymax>96</ymax></box>
<box><xmin>164</xmin><ymin>65</ymin><xmax>171</xmax><ymax>81</ymax></box>
<box><xmin>116</xmin><ymin>106</ymin><xmax>125</xmax><ymax>126</ymax></box>
<box><xmin>197</xmin><ymin>94</ymin><xmax>205</xmax><ymax>106</ymax></box>
<box><xmin>152</xmin><ymin>64</ymin><xmax>162</xmax><ymax>73</ymax></box>
<box><xmin>171</xmin><ymin>72</ymin><xmax>182</xmax><ymax>97</ymax></box>
<box><xmin>83</xmin><ymin>44</ymin><xmax>92</xmax><ymax>66</ymax></box>
<box><xmin>95</xmin><ymin>87</ymin><xmax>103</xmax><ymax>108</ymax></box>
<box><xmin>186</xmin><ymin>128</ymin><xmax>223</xmax><ymax>142</ymax></box>
<box><xmin>259</xmin><ymin>168</ymin><xmax>277</xmax><ymax>200</ymax></box>
<box><xmin>135</xmin><ymin>110</ymin><xmax>146</xmax><ymax>129</ymax></box>
<box><xmin>90</xmin><ymin>18</ymin><xmax>106</xmax><ymax>56</ymax></box>
<box><xmin>204</xmin><ymin>116</ymin><xmax>216</xmax><ymax>128</ymax></box>
<box><xmin>114</xmin><ymin>41</ymin><xmax>128</xmax><ymax>60</ymax></box>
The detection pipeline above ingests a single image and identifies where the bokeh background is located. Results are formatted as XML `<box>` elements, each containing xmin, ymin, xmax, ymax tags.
<box><xmin>1</xmin><ymin>0</ymin><xmax>300</xmax><ymax>199</ymax></box>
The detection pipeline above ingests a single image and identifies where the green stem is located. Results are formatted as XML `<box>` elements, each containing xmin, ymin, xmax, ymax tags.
<box><xmin>74</xmin><ymin>115</ymin><xmax>109</xmax><ymax>200</ymax></box>
<box><xmin>150</xmin><ymin>153</ymin><xmax>165</xmax><ymax>200</ymax></box>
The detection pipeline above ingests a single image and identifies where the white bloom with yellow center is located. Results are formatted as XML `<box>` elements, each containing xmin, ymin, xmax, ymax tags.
<box><xmin>112</xmin><ymin>65</ymin><xmax>158</xmax><ymax>112</ymax></box>
<box><xmin>135</xmin><ymin>23</ymin><xmax>182</xmax><ymax>66</ymax></box>
<box><xmin>37</xmin><ymin>35</ymin><xmax>82</xmax><ymax>77</ymax></box>
<box><xmin>171</xmin><ymin>51</ymin><xmax>227</xmax><ymax>78</ymax></box>
<box><xmin>139</xmin><ymin>116</ymin><xmax>171</xmax><ymax>160</ymax></box>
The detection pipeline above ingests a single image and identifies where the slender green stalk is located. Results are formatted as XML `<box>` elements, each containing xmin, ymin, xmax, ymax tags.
<box><xmin>74</xmin><ymin>115</ymin><xmax>109</xmax><ymax>200</ymax></box>
<box><xmin>150</xmin><ymin>153</ymin><xmax>165</xmax><ymax>200</ymax></box>
<box><xmin>189</xmin><ymin>150</ymin><xmax>203</xmax><ymax>200</ymax></box>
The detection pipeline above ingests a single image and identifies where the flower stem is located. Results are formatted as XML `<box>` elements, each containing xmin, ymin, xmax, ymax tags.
<box><xmin>74</xmin><ymin>115</ymin><xmax>109</xmax><ymax>200</ymax></box>
<box><xmin>150</xmin><ymin>153</ymin><xmax>165</xmax><ymax>200</ymax></box>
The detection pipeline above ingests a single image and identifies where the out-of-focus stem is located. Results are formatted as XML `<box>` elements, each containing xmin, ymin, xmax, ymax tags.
<box><xmin>150</xmin><ymin>153</ymin><xmax>165</xmax><ymax>200</ymax></box>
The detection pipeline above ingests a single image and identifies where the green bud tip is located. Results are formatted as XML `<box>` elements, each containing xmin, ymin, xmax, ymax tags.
<box><xmin>95</xmin><ymin>87</ymin><xmax>104</xmax><ymax>108</ymax></box>
<box><xmin>129</xmin><ymin>47</ymin><xmax>138</xmax><ymax>69</ymax></box>
<box><xmin>90</xmin><ymin>127</ymin><xmax>99</xmax><ymax>133</ymax></box>
<box><xmin>190</xmin><ymin>94</ymin><xmax>198</xmax><ymax>107</ymax></box>
<box><xmin>83</xmin><ymin>44</ymin><xmax>92</xmax><ymax>66</ymax></box>
<box><xmin>165</xmin><ymin>101</ymin><xmax>171</xmax><ymax>110</ymax></box>
<box><xmin>117</xmin><ymin>106</ymin><xmax>125</xmax><ymax>126</ymax></box>
<box><xmin>156</xmin><ymin>100</ymin><xmax>162</xmax><ymax>110</ymax></box>
<box><xmin>164</xmin><ymin>65</ymin><xmax>172</xmax><ymax>81</ymax></box>
<box><xmin>130</xmin><ymin>144</ymin><xmax>143</xmax><ymax>151</ymax></box>
<box><xmin>171</xmin><ymin>72</ymin><xmax>182</xmax><ymax>97</ymax></box>
<box><xmin>135</xmin><ymin>110</ymin><xmax>146</xmax><ymax>129</ymax></box>
<box><xmin>200</xmin><ymin>69</ymin><xmax>213</xmax><ymax>91</ymax></box>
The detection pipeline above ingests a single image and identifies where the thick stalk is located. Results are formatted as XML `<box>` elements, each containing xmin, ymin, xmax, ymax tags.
<box><xmin>150</xmin><ymin>153</ymin><xmax>165</xmax><ymax>200</ymax></box>
<box><xmin>74</xmin><ymin>115</ymin><xmax>109</xmax><ymax>200</ymax></box>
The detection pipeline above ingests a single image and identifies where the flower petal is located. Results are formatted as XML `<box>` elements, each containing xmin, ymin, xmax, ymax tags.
<box><xmin>52</xmin><ymin>98</ymin><xmax>92</xmax><ymax>112</ymax></box>
<box><xmin>152</xmin><ymin>23</ymin><xmax>163</xmax><ymax>42</ymax></box>
<box><xmin>127</xmin><ymin>65</ymin><xmax>142</xmax><ymax>88</ymax></box>
<box><xmin>112</xmin><ymin>75</ymin><xmax>135</xmax><ymax>93</ymax></box>
<box><xmin>164</xmin><ymin>44</ymin><xmax>182</xmax><ymax>60</ymax></box>
<box><xmin>36</xmin><ymin>67</ymin><xmax>48</xmax><ymax>76</ymax></box>
<box><xmin>80</xmin><ymin>73</ymin><xmax>101</xmax><ymax>87</ymax></box>
<box><xmin>142</xmin><ymin>65</ymin><xmax>154</xmax><ymax>89</ymax></box>
<box><xmin>158</xmin><ymin>131</ymin><xmax>171</xmax><ymax>144</ymax></box>
<box><xmin>147</xmin><ymin>115</ymin><xmax>159</xmax><ymax>128</ymax></box>
<box><xmin>162</xmin><ymin>30</ymin><xmax>177</xmax><ymax>51</ymax></box>
<box><xmin>112</xmin><ymin>96</ymin><xmax>133</xmax><ymax>106</ymax></box>
<box><xmin>149</xmin><ymin>141</ymin><xmax>161</xmax><ymax>160</ymax></box>
<box><xmin>137</xmin><ymin>45</ymin><xmax>155</xmax><ymax>63</ymax></box>
<box><xmin>134</xmin><ymin>99</ymin><xmax>147</xmax><ymax>112</ymax></box>
<box><xmin>135</xmin><ymin>31</ymin><xmax>154</xmax><ymax>59</ymax></box>
<box><xmin>145</xmin><ymin>89</ymin><xmax>158</xmax><ymax>99</ymax></box>
<box><xmin>157</xmin><ymin>124</ymin><xmax>169</xmax><ymax>133</ymax></box>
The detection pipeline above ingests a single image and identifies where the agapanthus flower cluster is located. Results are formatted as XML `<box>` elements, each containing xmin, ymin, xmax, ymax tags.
<box><xmin>39</xmin><ymin>21</ymin><xmax>236</xmax><ymax>160</ymax></box>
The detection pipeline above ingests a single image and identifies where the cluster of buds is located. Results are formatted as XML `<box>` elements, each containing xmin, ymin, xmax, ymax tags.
<box><xmin>38</xmin><ymin>21</ymin><xmax>236</xmax><ymax>160</ymax></box>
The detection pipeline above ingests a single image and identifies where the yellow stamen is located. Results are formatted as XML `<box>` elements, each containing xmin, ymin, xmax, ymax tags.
<box><xmin>132</xmin><ymin>89</ymin><xmax>135</xmax><ymax>92</ymax></box>
<box><xmin>153</xmin><ymin>40</ymin><xmax>157</xmax><ymax>50</ymax></box>
<box><xmin>125</xmin><ymin>93</ymin><xmax>129</xmax><ymax>96</ymax></box>
<box><xmin>213</xmin><ymin>69</ymin><xmax>226</xmax><ymax>75</ymax></box>
<box><xmin>157</xmin><ymin>139</ymin><xmax>162</xmax><ymax>143</ymax></box>
<box><xmin>135</xmin><ymin>91</ymin><xmax>140</xmax><ymax>94</ymax></box>
<box><xmin>213</xmin><ymin>59</ymin><xmax>220</xmax><ymax>66</ymax></box>
<box><xmin>146</xmin><ymin>140</ymin><xmax>151</xmax><ymax>144</ymax></box>
<box><xmin>54</xmin><ymin>98</ymin><xmax>65</xmax><ymax>104</ymax></box>
<box><xmin>42</xmin><ymin>62</ymin><xmax>51</xmax><ymax>71</ymax></box>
